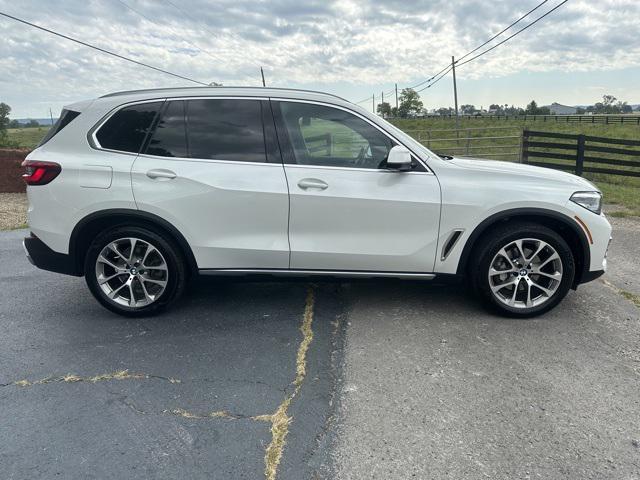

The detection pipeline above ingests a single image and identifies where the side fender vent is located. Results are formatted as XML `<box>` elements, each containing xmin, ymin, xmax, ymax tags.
<box><xmin>441</xmin><ymin>229</ymin><xmax>464</xmax><ymax>261</ymax></box>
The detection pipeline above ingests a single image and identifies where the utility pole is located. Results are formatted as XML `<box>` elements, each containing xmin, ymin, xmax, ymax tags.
<box><xmin>372</xmin><ymin>94</ymin><xmax>375</xmax><ymax>114</ymax></box>
<box><xmin>395</xmin><ymin>83</ymin><xmax>398</xmax><ymax>110</ymax></box>
<box><xmin>49</xmin><ymin>108</ymin><xmax>54</xmax><ymax>125</ymax></box>
<box><xmin>451</xmin><ymin>56</ymin><xmax>459</xmax><ymax>130</ymax></box>
<box><xmin>260</xmin><ymin>67</ymin><xmax>266</xmax><ymax>87</ymax></box>
<box><xmin>381</xmin><ymin>91</ymin><xmax>384</xmax><ymax>118</ymax></box>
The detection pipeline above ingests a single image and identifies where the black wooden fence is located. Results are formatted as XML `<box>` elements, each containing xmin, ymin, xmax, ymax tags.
<box><xmin>522</xmin><ymin>129</ymin><xmax>640</xmax><ymax>178</ymax></box>
<box><xmin>424</xmin><ymin>114</ymin><xmax>640</xmax><ymax>124</ymax></box>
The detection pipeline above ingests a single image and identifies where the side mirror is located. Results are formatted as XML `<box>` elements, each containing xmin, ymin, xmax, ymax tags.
<box><xmin>386</xmin><ymin>145</ymin><xmax>412</xmax><ymax>171</ymax></box>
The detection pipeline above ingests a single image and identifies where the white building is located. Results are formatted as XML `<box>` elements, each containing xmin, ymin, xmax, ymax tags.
<box><xmin>544</xmin><ymin>102</ymin><xmax>578</xmax><ymax>115</ymax></box>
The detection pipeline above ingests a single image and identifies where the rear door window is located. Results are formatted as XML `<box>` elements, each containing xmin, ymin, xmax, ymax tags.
<box><xmin>145</xmin><ymin>100</ymin><xmax>187</xmax><ymax>158</ymax></box>
<box><xmin>186</xmin><ymin>99</ymin><xmax>266</xmax><ymax>162</ymax></box>
<box><xmin>96</xmin><ymin>102</ymin><xmax>161</xmax><ymax>153</ymax></box>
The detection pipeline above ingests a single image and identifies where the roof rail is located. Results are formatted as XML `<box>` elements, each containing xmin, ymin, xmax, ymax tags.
<box><xmin>100</xmin><ymin>86</ymin><xmax>351</xmax><ymax>103</ymax></box>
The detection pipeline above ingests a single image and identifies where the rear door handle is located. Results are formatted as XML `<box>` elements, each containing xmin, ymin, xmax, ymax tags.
<box><xmin>146</xmin><ymin>169</ymin><xmax>176</xmax><ymax>180</ymax></box>
<box><xmin>297</xmin><ymin>178</ymin><xmax>328</xmax><ymax>190</ymax></box>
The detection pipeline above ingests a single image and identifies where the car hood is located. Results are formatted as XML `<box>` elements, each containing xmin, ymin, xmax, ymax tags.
<box><xmin>448</xmin><ymin>157</ymin><xmax>598</xmax><ymax>191</ymax></box>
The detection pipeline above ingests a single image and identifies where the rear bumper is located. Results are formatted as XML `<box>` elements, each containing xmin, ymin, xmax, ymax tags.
<box><xmin>23</xmin><ymin>233</ymin><xmax>81</xmax><ymax>277</ymax></box>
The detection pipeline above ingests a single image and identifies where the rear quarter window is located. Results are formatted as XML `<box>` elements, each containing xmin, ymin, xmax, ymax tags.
<box><xmin>36</xmin><ymin>109</ymin><xmax>81</xmax><ymax>147</ymax></box>
<box><xmin>95</xmin><ymin>102</ymin><xmax>162</xmax><ymax>153</ymax></box>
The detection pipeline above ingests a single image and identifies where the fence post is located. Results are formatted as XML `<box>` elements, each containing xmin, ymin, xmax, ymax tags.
<box><xmin>521</xmin><ymin>128</ymin><xmax>529</xmax><ymax>164</ymax></box>
<box><xmin>465</xmin><ymin>129</ymin><xmax>471</xmax><ymax>156</ymax></box>
<box><xmin>576</xmin><ymin>134</ymin><xmax>585</xmax><ymax>176</ymax></box>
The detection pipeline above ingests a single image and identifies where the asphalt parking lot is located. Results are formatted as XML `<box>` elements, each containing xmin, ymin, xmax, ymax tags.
<box><xmin>1</xmin><ymin>215</ymin><xmax>639</xmax><ymax>479</ymax></box>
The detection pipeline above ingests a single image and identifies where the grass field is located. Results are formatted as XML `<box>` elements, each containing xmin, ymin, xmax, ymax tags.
<box><xmin>5</xmin><ymin>120</ymin><xmax>640</xmax><ymax>216</ymax></box>
<box><xmin>5</xmin><ymin>127</ymin><xmax>49</xmax><ymax>149</ymax></box>
<box><xmin>392</xmin><ymin>118</ymin><xmax>640</xmax><ymax>216</ymax></box>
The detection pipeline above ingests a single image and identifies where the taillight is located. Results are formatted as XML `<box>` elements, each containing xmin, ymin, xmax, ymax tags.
<box><xmin>21</xmin><ymin>160</ymin><xmax>62</xmax><ymax>186</ymax></box>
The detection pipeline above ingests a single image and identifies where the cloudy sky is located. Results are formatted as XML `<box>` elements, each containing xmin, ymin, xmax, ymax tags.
<box><xmin>1</xmin><ymin>0</ymin><xmax>639</xmax><ymax>118</ymax></box>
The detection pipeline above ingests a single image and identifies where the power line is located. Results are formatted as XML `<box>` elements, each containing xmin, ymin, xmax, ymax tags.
<box><xmin>415</xmin><ymin>65</ymin><xmax>453</xmax><ymax>92</ymax></box>
<box><xmin>0</xmin><ymin>10</ymin><xmax>209</xmax><ymax>86</ymax></box>
<box><xmin>457</xmin><ymin>0</ymin><xmax>569</xmax><ymax>67</ymax></box>
<box><xmin>358</xmin><ymin>0</ymin><xmax>566</xmax><ymax>103</ymax></box>
<box><xmin>162</xmin><ymin>0</ymin><xmax>264</xmax><ymax>70</ymax></box>
<box><xmin>409</xmin><ymin>0</ymin><xmax>556</xmax><ymax>92</ymax></box>
<box><xmin>114</xmin><ymin>0</ymin><xmax>228</xmax><ymax>66</ymax></box>
<box><xmin>456</xmin><ymin>0</ymin><xmax>551</xmax><ymax>64</ymax></box>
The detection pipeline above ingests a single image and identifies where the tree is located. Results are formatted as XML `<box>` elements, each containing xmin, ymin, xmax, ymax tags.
<box><xmin>460</xmin><ymin>104</ymin><xmax>476</xmax><ymax>115</ymax></box>
<box><xmin>376</xmin><ymin>102</ymin><xmax>392</xmax><ymax>118</ymax></box>
<box><xmin>0</xmin><ymin>102</ymin><xmax>11</xmax><ymax>145</ymax></box>
<box><xmin>594</xmin><ymin>95</ymin><xmax>621</xmax><ymax>114</ymax></box>
<box><xmin>26</xmin><ymin>119</ymin><xmax>40</xmax><ymax>128</ymax></box>
<box><xmin>576</xmin><ymin>107</ymin><xmax>586</xmax><ymax>115</ymax></box>
<box><xmin>397</xmin><ymin>88</ymin><xmax>423</xmax><ymax>118</ymax></box>
<box><xmin>524</xmin><ymin>100</ymin><xmax>550</xmax><ymax>115</ymax></box>
<box><xmin>9</xmin><ymin>119</ymin><xmax>20</xmax><ymax>128</ymax></box>
<box><xmin>618</xmin><ymin>101</ymin><xmax>632</xmax><ymax>114</ymax></box>
<box><xmin>390</xmin><ymin>106</ymin><xmax>399</xmax><ymax>118</ymax></box>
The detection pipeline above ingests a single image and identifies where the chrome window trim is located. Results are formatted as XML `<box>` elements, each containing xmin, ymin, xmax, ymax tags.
<box><xmin>283</xmin><ymin>163</ymin><xmax>430</xmax><ymax>175</ymax></box>
<box><xmin>89</xmin><ymin>95</ymin><xmax>433</xmax><ymax>175</ymax></box>
<box><xmin>89</xmin><ymin>98</ymin><xmax>166</xmax><ymax>153</ymax></box>
<box><xmin>270</xmin><ymin>97</ymin><xmax>433</xmax><ymax>174</ymax></box>
<box><xmin>90</xmin><ymin>96</ymin><xmax>269</xmax><ymax>156</ymax></box>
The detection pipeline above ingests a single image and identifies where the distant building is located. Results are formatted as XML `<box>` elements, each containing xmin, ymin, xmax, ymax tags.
<box><xmin>544</xmin><ymin>102</ymin><xmax>577</xmax><ymax>115</ymax></box>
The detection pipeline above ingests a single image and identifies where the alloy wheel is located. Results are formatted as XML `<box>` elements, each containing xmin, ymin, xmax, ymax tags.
<box><xmin>487</xmin><ymin>238</ymin><xmax>563</xmax><ymax>309</ymax></box>
<box><xmin>95</xmin><ymin>237</ymin><xmax>168</xmax><ymax>308</ymax></box>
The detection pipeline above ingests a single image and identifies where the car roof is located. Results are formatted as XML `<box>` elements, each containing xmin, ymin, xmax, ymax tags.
<box><xmin>98</xmin><ymin>86</ymin><xmax>352</xmax><ymax>105</ymax></box>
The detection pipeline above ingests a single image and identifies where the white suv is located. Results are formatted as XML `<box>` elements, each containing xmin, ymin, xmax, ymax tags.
<box><xmin>22</xmin><ymin>87</ymin><xmax>611</xmax><ymax>317</ymax></box>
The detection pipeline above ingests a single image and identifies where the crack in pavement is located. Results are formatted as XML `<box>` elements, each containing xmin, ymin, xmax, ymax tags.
<box><xmin>602</xmin><ymin>279</ymin><xmax>640</xmax><ymax>308</ymax></box>
<box><xmin>163</xmin><ymin>285</ymin><xmax>318</xmax><ymax>480</ymax></box>
<box><xmin>2</xmin><ymin>285</ymin><xmax>318</xmax><ymax>480</ymax></box>
<box><xmin>0</xmin><ymin>369</ymin><xmax>181</xmax><ymax>387</ymax></box>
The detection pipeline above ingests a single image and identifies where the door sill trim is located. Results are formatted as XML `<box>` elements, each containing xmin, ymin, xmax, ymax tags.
<box><xmin>198</xmin><ymin>268</ymin><xmax>436</xmax><ymax>279</ymax></box>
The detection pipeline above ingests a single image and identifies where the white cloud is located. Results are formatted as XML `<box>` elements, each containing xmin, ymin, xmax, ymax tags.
<box><xmin>1</xmin><ymin>0</ymin><xmax>639</xmax><ymax>116</ymax></box>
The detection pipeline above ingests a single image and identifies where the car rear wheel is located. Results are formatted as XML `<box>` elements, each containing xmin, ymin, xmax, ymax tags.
<box><xmin>84</xmin><ymin>226</ymin><xmax>186</xmax><ymax>317</ymax></box>
<box><xmin>471</xmin><ymin>222</ymin><xmax>575</xmax><ymax>318</ymax></box>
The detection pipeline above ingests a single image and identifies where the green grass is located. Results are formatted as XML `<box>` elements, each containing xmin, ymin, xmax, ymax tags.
<box><xmin>392</xmin><ymin>118</ymin><xmax>640</xmax><ymax>216</ymax></box>
<box><xmin>3</xmin><ymin>117</ymin><xmax>639</xmax><ymax>217</ymax></box>
<box><xmin>390</xmin><ymin>117</ymin><xmax>640</xmax><ymax>163</ymax></box>
<box><xmin>4</xmin><ymin>127</ymin><xmax>49</xmax><ymax>149</ymax></box>
<box><xmin>597</xmin><ymin>182</ymin><xmax>640</xmax><ymax>216</ymax></box>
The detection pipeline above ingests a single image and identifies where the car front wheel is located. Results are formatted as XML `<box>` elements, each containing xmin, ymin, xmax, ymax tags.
<box><xmin>84</xmin><ymin>226</ymin><xmax>186</xmax><ymax>317</ymax></box>
<box><xmin>472</xmin><ymin>222</ymin><xmax>575</xmax><ymax>318</ymax></box>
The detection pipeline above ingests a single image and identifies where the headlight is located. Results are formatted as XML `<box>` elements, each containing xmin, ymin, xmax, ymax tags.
<box><xmin>571</xmin><ymin>191</ymin><xmax>602</xmax><ymax>215</ymax></box>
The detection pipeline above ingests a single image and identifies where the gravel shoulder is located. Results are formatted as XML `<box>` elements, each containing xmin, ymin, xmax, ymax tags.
<box><xmin>0</xmin><ymin>193</ymin><xmax>27</xmax><ymax>230</ymax></box>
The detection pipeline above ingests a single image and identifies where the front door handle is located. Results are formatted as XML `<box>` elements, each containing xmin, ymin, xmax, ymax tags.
<box><xmin>297</xmin><ymin>178</ymin><xmax>328</xmax><ymax>190</ymax></box>
<box><xmin>146</xmin><ymin>169</ymin><xmax>177</xmax><ymax>180</ymax></box>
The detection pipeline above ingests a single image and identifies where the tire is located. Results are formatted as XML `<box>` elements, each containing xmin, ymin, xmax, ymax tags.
<box><xmin>84</xmin><ymin>226</ymin><xmax>187</xmax><ymax>317</ymax></box>
<box><xmin>470</xmin><ymin>222</ymin><xmax>575</xmax><ymax>318</ymax></box>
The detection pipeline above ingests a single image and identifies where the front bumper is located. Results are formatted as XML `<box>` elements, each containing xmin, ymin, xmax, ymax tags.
<box><xmin>578</xmin><ymin>269</ymin><xmax>605</xmax><ymax>284</ymax></box>
<box><xmin>23</xmin><ymin>233</ymin><xmax>81</xmax><ymax>276</ymax></box>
